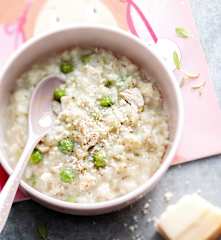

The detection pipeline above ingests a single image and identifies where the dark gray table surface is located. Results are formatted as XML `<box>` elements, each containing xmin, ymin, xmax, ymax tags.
<box><xmin>1</xmin><ymin>0</ymin><xmax>221</xmax><ymax>239</ymax></box>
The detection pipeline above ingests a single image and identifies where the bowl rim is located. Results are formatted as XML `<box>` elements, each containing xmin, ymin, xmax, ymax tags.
<box><xmin>0</xmin><ymin>25</ymin><xmax>184</xmax><ymax>211</ymax></box>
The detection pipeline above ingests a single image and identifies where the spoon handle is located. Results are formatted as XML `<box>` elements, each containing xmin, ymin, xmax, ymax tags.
<box><xmin>0</xmin><ymin>138</ymin><xmax>37</xmax><ymax>233</ymax></box>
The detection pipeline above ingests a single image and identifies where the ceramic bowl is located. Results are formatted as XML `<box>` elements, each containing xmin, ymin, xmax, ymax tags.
<box><xmin>0</xmin><ymin>26</ymin><xmax>183</xmax><ymax>215</ymax></box>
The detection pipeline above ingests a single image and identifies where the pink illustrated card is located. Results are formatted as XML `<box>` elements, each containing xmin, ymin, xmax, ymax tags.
<box><xmin>0</xmin><ymin>0</ymin><xmax>221</xmax><ymax>201</ymax></box>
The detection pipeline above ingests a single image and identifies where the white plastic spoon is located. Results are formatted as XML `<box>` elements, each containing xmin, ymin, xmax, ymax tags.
<box><xmin>0</xmin><ymin>75</ymin><xmax>64</xmax><ymax>233</ymax></box>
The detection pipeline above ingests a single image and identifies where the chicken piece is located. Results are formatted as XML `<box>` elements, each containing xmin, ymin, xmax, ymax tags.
<box><xmin>84</xmin><ymin>132</ymin><xmax>100</xmax><ymax>150</ymax></box>
<box><xmin>79</xmin><ymin>173</ymin><xmax>97</xmax><ymax>191</ymax></box>
<box><xmin>36</xmin><ymin>143</ymin><xmax>50</xmax><ymax>153</ymax></box>
<box><xmin>121</xmin><ymin>133</ymin><xmax>143</xmax><ymax>150</ymax></box>
<box><xmin>120</xmin><ymin>88</ymin><xmax>144</xmax><ymax>111</ymax></box>
<box><xmin>75</xmin><ymin>119</ymin><xmax>100</xmax><ymax>150</ymax></box>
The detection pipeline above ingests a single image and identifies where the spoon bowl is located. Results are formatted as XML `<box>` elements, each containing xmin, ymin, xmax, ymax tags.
<box><xmin>29</xmin><ymin>75</ymin><xmax>64</xmax><ymax>136</ymax></box>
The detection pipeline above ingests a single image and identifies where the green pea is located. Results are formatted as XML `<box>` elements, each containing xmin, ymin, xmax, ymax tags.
<box><xmin>58</xmin><ymin>139</ymin><xmax>75</xmax><ymax>154</ymax></box>
<box><xmin>59</xmin><ymin>168</ymin><xmax>75</xmax><ymax>183</ymax></box>
<box><xmin>30</xmin><ymin>148</ymin><xmax>43</xmax><ymax>165</ymax></box>
<box><xmin>99</xmin><ymin>96</ymin><xmax>114</xmax><ymax>108</ymax></box>
<box><xmin>80</xmin><ymin>54</ymin><xmax>92</xmax><ymax>64</ymax></box>
<box><xmin>60</xmin><ymin>61</ymin><xmax>74</xmax><ymax>74</ymax></box>
<box><xmin>104</xmin><ymin>79</ymin><xmax>114</xmax><ymax>88</ymax></box>
<box><xmin>53</xmin><ymin>88</ymin><xmax>66</xmax><ymax>102</ymax></box>
<box><xmin>66</xmin><ymin>195</ymin><xmax>76</xmax><ymax>203</ymax></box>
<box><xmin>27</xmin><ymin>174</ymin><xmax>37</xmax><ymax>187</ymax></box>
<box><xmin>101</xmin><ymin>56</ymin><xmax>108</xmax><ymax>64</ymax></box>
<box><xmin>93</xmin><ymin>152</ymin><xmax>106</xmax><ymax>169</ymax></box>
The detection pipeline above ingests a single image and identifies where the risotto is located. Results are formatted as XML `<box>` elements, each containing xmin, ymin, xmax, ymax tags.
<box><xmin>6</xmin><ymin>48</ymin><xmax>169</xmax><ymax>203</ymax></box>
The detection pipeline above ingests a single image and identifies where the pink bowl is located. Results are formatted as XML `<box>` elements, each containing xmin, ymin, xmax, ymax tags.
<box><xmin>0</xmin><ymin>26</ymin><xmax>183</xmax><ymax>215</ymax></box>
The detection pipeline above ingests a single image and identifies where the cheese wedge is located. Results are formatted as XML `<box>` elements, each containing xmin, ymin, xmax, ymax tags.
<box><xmin>156</xmin><ymin>194</ymin><xmax>221</xmax><ymax>240</ymax></box>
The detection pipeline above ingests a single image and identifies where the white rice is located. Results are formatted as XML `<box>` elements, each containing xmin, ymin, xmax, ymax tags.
<box><xmin>5</xmin><ymin>48</ymin><xmax>169</xmax><ymax>203</ymax></box>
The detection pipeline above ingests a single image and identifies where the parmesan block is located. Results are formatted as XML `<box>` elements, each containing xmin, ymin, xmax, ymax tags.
<box><xmin>156</xmin><ymin>194</ymin><xmax>221</xmax><ymax>240</ymax></box>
